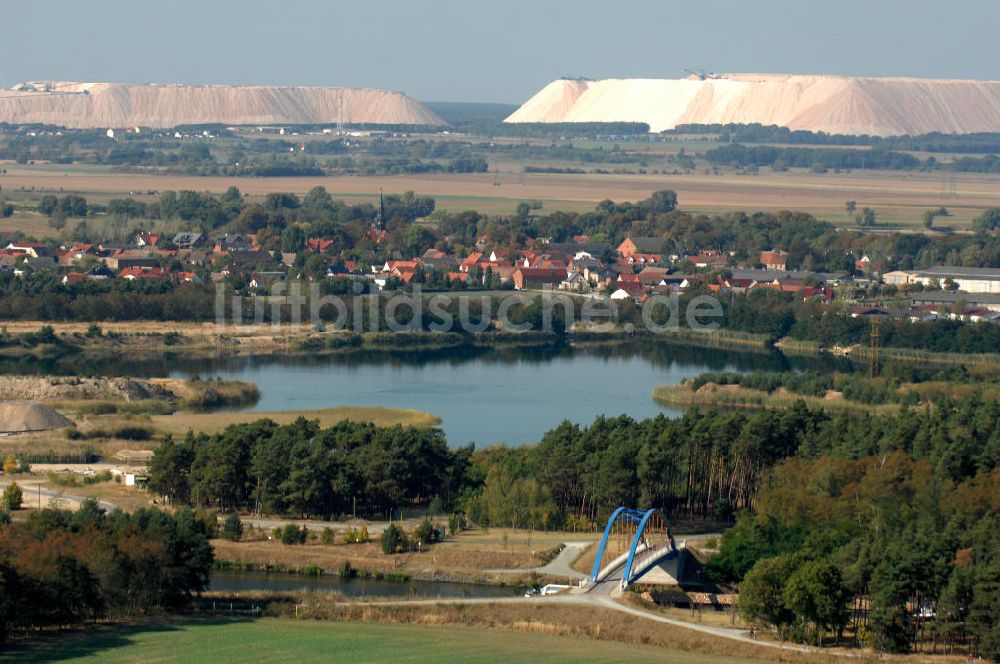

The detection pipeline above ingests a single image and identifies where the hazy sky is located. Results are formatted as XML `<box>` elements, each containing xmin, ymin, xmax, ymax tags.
<box><xmin>3</xmin><ymin>0</ymin><xmax>998</xmax><ymax>104</ymax></box>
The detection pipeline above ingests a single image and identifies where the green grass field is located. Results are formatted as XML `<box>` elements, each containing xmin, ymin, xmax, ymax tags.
<box><xmin>1</xmin><ymin>618</ymin><xmax>766</xmax><ymax>663</ymax></box>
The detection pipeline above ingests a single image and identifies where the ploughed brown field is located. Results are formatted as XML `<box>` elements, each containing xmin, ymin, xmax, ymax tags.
<box><xmin>2</xmin><ymin>165</ymin><xmax>996</xmax><ymax>226</ymax></box>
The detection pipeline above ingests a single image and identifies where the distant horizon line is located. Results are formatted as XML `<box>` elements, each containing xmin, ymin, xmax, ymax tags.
<box><xmin>0</xmin><ymin>79</ymin><xmax>522</xmax><ymax>107</ymax></box>
<box><xmin>6</xmin><ymin>66</ymin><xmax>1000</xmax><ymax>107</ymax></box>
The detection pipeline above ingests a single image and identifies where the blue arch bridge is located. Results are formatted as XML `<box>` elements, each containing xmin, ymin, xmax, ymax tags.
<box><xmin>589</xmin><ymin>507</ymin><xmax>683</xmax><ymax>589</ymax></box>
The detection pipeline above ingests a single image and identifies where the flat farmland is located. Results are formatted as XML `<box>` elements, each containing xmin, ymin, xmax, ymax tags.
<box><xmin>0</xmin><ymin>211</ymin><xmax>66</xmax><ymax>237</ymax></box>
<box><xmin>2</xmin><ymin>165</ymin><xmax>996</xmax><ymax>225</ymax></box>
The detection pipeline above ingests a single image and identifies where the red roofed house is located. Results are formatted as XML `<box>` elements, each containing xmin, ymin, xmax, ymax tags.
<box><xmin>627</xmin><ymin>253</ymin><xmax>662</xmax><ymax>265</ymax></box>
<box><xmin>6</xmin><ymin>242</ymin><xmax>49</xmax><ymax>258</ymax></box>
<box><xmin>761</xmin><ymin>249</ymin><xmax>789</xmax><ymax>271</ymax></box>
<box><xmin>519</xmin><ymin>250</ymin><xmax>559</xmax><ymax>268</ymax></box>
<box><xmin>802</xmin><ymin>287</ymin><xmax>833</xmax><ymax>301</ymax></box>
<box><xmin>488</xmin><ymin>265</ymin><xmax>517</xmax><ymax>285</ymax></box>
<box><xmin>61</xmin><ymin>272</ymin><xmax>88</xmax><ymax>285</ymax></box>
<box><xmin>610</xmin><ymin>281</ymin><xmax>645</xmax><ymax>300</ymax></box>
<box><xmin>617</xmin><ymin>236</ymin><xmax>663</xmax><ymax>259</ymax></box>
<box><xmin>136</xmin><ymin>232</ymin><xmax>160</xmax><ymax>248</ymax></box>
<box><xmin>460</xmin><ymin>251</ymin><xmax>485</xmax><ymax>272</ymax></box>
<box><xmin>446</xmin><ymin>271</ymin><xmax>472</xmax><ymax>285</ymax></box>
<box><xmin>512</xmin><ymin>267</ymin><xmax>565</xmax><ymax>290</ymax></box>
<box><xmin>689</xmin><ymin>250</ymin><xmax>728</xmax><ymax>269</ymax></box>
<box><xmin>637</xmin><ymin>266</ymin><xmax>671</xmax><ymax>287</ymax></box>
<box><xmin>707</xmin><ymin>278</ymin><xmax>726</xmax><ymax>293</ymax></box>
<box><xmin>422</xmin><ymin>248</ymin><xmax>448</xmax><ymax>261</ymax></box>
<box><xmin>392</xmin><ymin>267</ymin><xmax>417</xmax><ymax>284</ymax></box>
<box><xmin>381</xmin><ymin>259</ymin><xmax>422</xmax><ymax>273</ymax></box>
<box><xmin>307</xmin><ymin>238</ymin><xmax>336</xmax><ymax>253</ymax></box>
<box><xmin>58</xmin><ymin>243</ymin><xmax>97</xmax><ymax>266</ymax></box>
<box><xmin>617</xmin><ymin>273</ymin><xmax>641</xmax><ymax>286</ymax></box>
<box><xmin>119</xmin><ymin>266</ymin><xmax>171</xmax><ymax>280</ymax></box>
<box><xmin>477</xmin><ymin>261</ymin><xmax>513</xmax><ymax>276</ymax></box>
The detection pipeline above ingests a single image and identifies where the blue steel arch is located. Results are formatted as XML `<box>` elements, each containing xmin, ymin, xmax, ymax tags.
<box><xmin>621</xmin><ymin>508</ymin><xmax>675</xmax><ymax>585</ymax></box>
<box><xmin>591</xmin><ymin>507</ymin><xmax>677</xmax><ymax>585</ymax></box>
<box><xmin>590</xmin><ymin>507</ymin><xmax>636</xmax><ymax>582</ymax></box>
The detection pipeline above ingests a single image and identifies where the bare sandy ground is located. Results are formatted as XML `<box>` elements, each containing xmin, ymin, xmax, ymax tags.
<box><xmin>3</xmin><ymin>167</ymin><xmax>996</xmax><ymax>223</ymax></box>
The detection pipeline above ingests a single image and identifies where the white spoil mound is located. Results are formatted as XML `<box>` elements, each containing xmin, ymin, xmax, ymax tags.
<box><xmin>0</xmin><ymin>81</ymin><xmax>446</xmax><ymax>128</ymax></box>
<box><xmin>0</xmin><ymin>401</ymin><xmax>75</xmax><ymax>433</ymax></box>
<box><xmin>505</xmin><ymin>74</ymin><xmax>1000</xmax><ymax>136</ymax></box>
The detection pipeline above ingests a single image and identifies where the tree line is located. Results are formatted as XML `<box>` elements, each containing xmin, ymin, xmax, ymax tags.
<box><xmin>467</xmin><ymin>394</ymin><xmax>996</xmax><ymax>525</ymax></box>
<box><xmin>687</xmin><ymin>362</ymin><xmax>983</xmax><ymax>406</ymax></box>
<box><xmin>670</xmin><ymin>124</ymin><xmax>1000</xmax><ymax>155</ymax></box>
<box><xmin>154</xmin><ymin>393</ymin><xmax>997</xmax><ymax>532</ymax></box>
<box><xmin>721</xmin><ymin>288</ymin><xmax>1000</xmax><ymax>352</ymax></box>
<box><xmin>147</xmin><ymin>418</ymin><xmax>474</xmax><ymax>519</ymax></box>
<box><xmin>704</xmin><ymin>144</ymin><xmax>922</xmax><ymax>171</ymax></box>
<box><xmin>0</xmin><ymin>502</ymin><xmax>214</xmax><ymax>643</ymax></box>
<box><xmin>710</xmin><ymin>451</ymin><xmax>999</xmax><ymax>656</ymax></box>
<box><xmin>691</xmin><ymin>394</ymin><xmax>999</xmax><ymax>654</ymax></box>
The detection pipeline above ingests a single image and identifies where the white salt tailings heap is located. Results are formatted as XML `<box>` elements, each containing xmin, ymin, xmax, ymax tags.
<box><xmin>506</xmin><ymin>74</ymin><xmax>1000</xmax><ymax>136</ymax></box>
<box><xmin>0</xmin><ymin>81</ymin><xmax>446</xmax><ymax>129</ymax></box>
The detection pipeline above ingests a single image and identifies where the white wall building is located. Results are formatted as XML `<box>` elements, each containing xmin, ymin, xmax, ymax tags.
<box><xmin>884</xmin><ymin>266</ymin><xmax>1000</xmax><ymax>294</ymax></box>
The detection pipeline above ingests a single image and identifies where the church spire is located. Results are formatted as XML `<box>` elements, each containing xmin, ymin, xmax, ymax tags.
<box><xmin>374</xmin><ymin>188</ymin><xmax>386</xmax><ymax>232</ymax></box>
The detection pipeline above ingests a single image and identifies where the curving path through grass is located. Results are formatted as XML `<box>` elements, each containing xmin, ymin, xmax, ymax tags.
<box><xmin>484</xmin><ymin>541</ymin><xmax>591</xmax><ymax>579</ymax></box>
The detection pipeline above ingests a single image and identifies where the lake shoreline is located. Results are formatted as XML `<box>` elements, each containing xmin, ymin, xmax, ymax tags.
<box><xmin>5</xmin><ymin>320</ymin><xmax>992</xmax><ymax>369</ymax></box>
<box><xmin>0</xmin><ymin>322</ymin><xmax>780</xmax><ymax>366</ymax></box>
<box><xmin>211</xmin><ymin>561</ymin><xmax>535</xmax><ymax>589</ymax></box>
<box><xmin>0</xmin><ymin>331</ymin><xmax>849</xmax><ymax>446</ymax></box>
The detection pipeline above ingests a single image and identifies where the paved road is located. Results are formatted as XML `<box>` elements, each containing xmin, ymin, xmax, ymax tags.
<box><xmin>340</xmin><ymin>558</ymin><xmax>829</xmax><ymax>657</ymax></box>
<box><xmin>0</xmin><ymin>479</ymin><xmax>118</xmax><ymax>512</ymax></box>
<box><xmin>485</xmin><ymin>541</ymin><xmax>591</xmax><ymax>579</ymax></box>
<box><xmin>343</xmin><ymin>592</ymin><xmax>818</xmax><ymax>656</ymax></box>
<box><xmin>243</xmin><ymin>517</ymin><xmax>405</xmax><ymax>535</ymax></box>
<box><xmin>586</xmin><ymin>556</ymin><xmax>625</xmax><ymax>596</ymax></box>
<box><xmin>28</xmin><ymin>462</ymin><xmax>148</xmax><ymax>474</ymax></box>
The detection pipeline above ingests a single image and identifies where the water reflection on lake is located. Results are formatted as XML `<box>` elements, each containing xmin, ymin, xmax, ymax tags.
<box><xmin>210</xmin><ymin>569</ymin><xmax>519</xmax><ymax>599</ymax></box>
<box><xmin>0</xmin><ymin>340</ymin><xmax>854</xmax><ymax>446</ymax></box>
